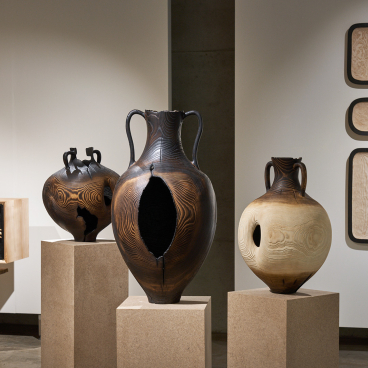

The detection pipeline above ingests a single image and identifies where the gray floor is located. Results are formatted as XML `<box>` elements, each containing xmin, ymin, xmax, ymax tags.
<box><xmin>0</xmin><ymin>334</ymin><xmax>368</xmax><ymax>367</ymax></box>
<box><xmin>212</xmin><ymin>335</ymin><xmax>368</xmax><ymax>367</ymax></box>
<box><xmin>0</xmin><ymin>335</ymin><xmax>41</xmax><ymax>368</ymax></box>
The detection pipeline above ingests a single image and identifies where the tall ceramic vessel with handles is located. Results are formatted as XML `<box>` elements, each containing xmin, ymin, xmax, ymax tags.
<box><xmin>112</xmin><ymin>110</ymin><xmax>217</xmax><ymax>304</ymax></box>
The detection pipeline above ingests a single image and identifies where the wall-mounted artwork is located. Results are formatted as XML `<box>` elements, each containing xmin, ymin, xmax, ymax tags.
<box><xmin>348</xmin><ymin>98</ymin><xmax>368</xmax><ymax>135</ymax></box>
<box><xmin>348</xmin><ymin>148</ymin><xmax>368</xmax><ymax>243</ymax></box>
<box><xmin>347</xmin><ymin>23</ymin><xmax>368</xmax><ymax>85</ymax></box>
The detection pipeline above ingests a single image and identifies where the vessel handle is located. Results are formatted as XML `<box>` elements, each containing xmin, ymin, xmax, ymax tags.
<box><xmin>86</xmin><ymin>147</ymin><xmax>101</xmax><ymax>164</ymax></box>
<box><xmin>63</xmin><ymin>148</ymin><xmax>77</xmax><ymax>170</ymax></box>
<box><xmin>293</xmin><ymin>162</ymin><xmax>307</xmax><ymax>196</ymax></box>
<box><xmin>183</xmin><ymin>110</ymin><xmax>203</xmax><ymax>170</ymax></box>
<box><xmin>264</xmin><ymin>161</ymin><xmax>273</xmax><ymax>191</ymax></box>
<box><xmin>126</xmin><ymin>109</ymin><xmax>145</xmax><ymax>167</ymax></box>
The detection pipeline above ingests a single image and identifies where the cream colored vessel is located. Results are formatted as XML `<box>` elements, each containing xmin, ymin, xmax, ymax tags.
<box><xmin>238</xmin><ymin>157</ymin><xmax>332</xmax><ymax>293</ymax></box>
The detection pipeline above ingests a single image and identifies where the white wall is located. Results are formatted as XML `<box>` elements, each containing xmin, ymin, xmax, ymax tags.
<box><xmin>236</xmin><ymin>0</ymin><xmax>368</xmax><ymax>327</ymax></box>
<box><xmin>0</xmin><ymin>0</ymin><xmax>168</xmax><ymax>313</ymax></box>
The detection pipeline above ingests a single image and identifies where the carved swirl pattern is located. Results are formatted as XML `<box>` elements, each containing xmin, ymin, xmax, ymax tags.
<box><xmin>352</xmin><ymin>27</ymin><xmax>368</xmax><ymax>81</ymax></box>
<box><xmin>112</xmin><ymin>110</ymin><xmax>217</xmax><ymax>304</ymax></box>
<box><xmin>43</xmin><ymin>159</ymin><xmax>119</xmax><ymax>242</ymax></box>
<box><xmin>268</xmin><ymin>221</ymin><xmax>328</xmax><ymax>254</ymax></box>
<box><xmin>268</xmin><ymin>157</ymin><xmax>302</xmax><ymax>194</ymax></box>
<box><xmin>352</xmin><ymin>101</ymin><xmax>368</xmax><ymax>132</ymax></box>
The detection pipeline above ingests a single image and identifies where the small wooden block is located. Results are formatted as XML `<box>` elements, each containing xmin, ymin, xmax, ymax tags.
<box><xmin>0</xmin><ymin>198</ymin><xmax>29</xmax><ymax>263</ymax></box>
<box><xmin>228</xmin><ymin>288</ymin><xmax>339</xmax><ymax>368</ymax></box>
<box><xmin>117</xmin><ymin>296</ymin><xmax>212</xmax><ymax>368</ymax></box>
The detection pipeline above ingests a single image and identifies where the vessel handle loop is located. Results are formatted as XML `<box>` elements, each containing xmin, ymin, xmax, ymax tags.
<box><xmin>126</xmin><ymin>109</ymin><xmax>145</xmax><ymax>168</ymax></box>
<box><xmin>63</xmin><ymin>148</ymin><xmax>77</xmax><ymax>170</ymax></box>
<box><xmin>183</xmin><ymin>110</ymin><xmax>203</xmax><ymax>170</ymax></box>
<box><xmin>264</xmin><ymin>161</ymin><xmax>273</xmax><ymax>191</ymax></box>
<box><xmin>293</xmin><ymin>162</ymin><xmax>307</xmax><ymax>196</ymax></box>
<box><xmin>86</xmin><ymin>147</ymin><xmax>102</xmax><ymax>164</ymax></box>
<box><xmin>93</xmin><ymin>149</ymin><xmax>102</xmax><ymax>164</ymax></box>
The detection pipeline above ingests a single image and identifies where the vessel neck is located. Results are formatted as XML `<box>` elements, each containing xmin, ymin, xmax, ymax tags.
<box><xmin>270</xmin><ymin>157</ymin><xmax>302</xmax><ymax>193</ymax></box>
<box><xmin>140</xmin><ymin>110</ymin><xmax>187</xmax><ymax>163</ymax></box>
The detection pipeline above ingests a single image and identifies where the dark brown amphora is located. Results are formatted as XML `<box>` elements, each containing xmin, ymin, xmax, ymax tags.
<box><xmin>112</xmin><ymin>110</ymin><xmax>217</xmax><ymax>304</ymax></box>
<box><xmin>43</xmin><ymin>147</ymin><xmax>119</xmax><ymax>242</ymax></box>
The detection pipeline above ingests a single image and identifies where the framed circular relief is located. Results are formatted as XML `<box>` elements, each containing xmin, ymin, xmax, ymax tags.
<box><xmin>347</xmin><ymin>23</ymin><xmax>368</xmax><ymax>85</ymax></box>
<box><xmin>348</xmin><ymin>98</ymin><xmax>368</xmax><ymax>135</ymax></box>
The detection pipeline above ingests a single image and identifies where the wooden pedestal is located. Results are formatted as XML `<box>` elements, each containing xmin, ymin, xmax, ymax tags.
<box><xmin>0</xmin><ymin>198</ymin><xmax>28</xmax><ymax>263</ymax></box>
<box><xmin>41</xmin><ymin>239</ymin><xmax>128</xmax><ymax>368</ymax></box>
<box><xmin>228</xmin><ymin>288</ymin><xmax>339</xmax><ymax>368</ymax></box>
<box><xmin>117</xmin><ymin>296</ymin><xmax>211</xmax><ymax>368</ymax></box>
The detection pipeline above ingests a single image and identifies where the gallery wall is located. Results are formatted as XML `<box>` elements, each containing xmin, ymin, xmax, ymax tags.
<box><xmin>235</xmin><ymin>0</ymin><xmax>368</xmax><ymax>327</ymax></box>
<box><xmin>171</xmin><ymin>0</ymin><xmax>235</xmax><ymax>333</ymax></box>
<box><xmin>0</xmin><ymin>0</ymin><xmax>168</xmax><ymax>314</ymax></box>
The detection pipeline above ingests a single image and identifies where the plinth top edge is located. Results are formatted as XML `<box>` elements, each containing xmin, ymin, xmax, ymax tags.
<box><xmin>228</xmin><ymin>288</ymin><xmax>339</xmax><ymax>300</ymax></box>
<box><xmin>41</xmin><ymin>239</ymin><xmax>116</xmax><ymax>246</ymax></box>
<box><xmin>118</xmin><ymin>296</ymin><xmax>211</xmax><ymax>310</ymax></box>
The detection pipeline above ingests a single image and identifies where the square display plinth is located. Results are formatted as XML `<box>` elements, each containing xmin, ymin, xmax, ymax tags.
<box><xmin>41</xmin><ymin>240</ymin><xmax>128</xmax><ymax>368</ymax></box>
<box><xmin>228</xmin><ymin>288</ymin><xmax>339</xmax><ymax>368</ymax></box>
<box><xmin>117</xmin><ymin>296</ymin><xmax>211</xmax><ymax>368</ymax></box>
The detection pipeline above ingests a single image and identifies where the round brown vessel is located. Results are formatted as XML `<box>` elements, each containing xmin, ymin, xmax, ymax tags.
<box><xmin>238</xmin><ymin>157</ymin><xmax>332</xmax><ymax>294</ymax></box>
<box><xmin>112</xmin><ymin>110</ymin><xmax>217</xmax><ymax>304</ymax></box>
<box><xmin>43</xmin><ymin>147</ymin><xmax>119</xmax><ymax>242</ymax></box>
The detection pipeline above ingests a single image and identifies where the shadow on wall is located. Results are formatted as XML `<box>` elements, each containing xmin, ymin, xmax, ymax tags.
<box><xmin>0</xmin><ymin>263</ymin><xmax>14</xmax><ymax>310</ymax></box>
<box><xmin>345</xmin><ymin>158</ymin><xmax>368</xmax><ymax>251</ymax></box>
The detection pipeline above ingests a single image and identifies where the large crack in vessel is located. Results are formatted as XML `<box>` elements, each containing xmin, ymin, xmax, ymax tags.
<box><xmin>77</xmin><ymin>206</ymin><xmax>98</xmax><ymax>241</ymax></box>
<box><xmin>138</xmin><ymin>175</ymin><xmax>177</xmax><ymax>265</ymax></box>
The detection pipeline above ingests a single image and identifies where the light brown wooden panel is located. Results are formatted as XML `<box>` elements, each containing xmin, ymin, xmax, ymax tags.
<box><xmin>0</xmin><ymin>198</ymin><xmax>29</xmax><ymax>263</ymax></box>
<box><xmin>352</xmin><ymin>101</ymin><xmax>368</xmax><ymax>132</ymax></box>
<box><xmin>351</xmin><ymin>27</ymin><xmax>368</xmax><ymax>82</ymax></box>
<box><xmin>352</xmin><ymin>153</ymin><xmax>368</xmax><ymax>240</ymax></box>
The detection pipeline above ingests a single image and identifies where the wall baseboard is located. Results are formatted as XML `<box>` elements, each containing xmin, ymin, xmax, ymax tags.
<box><xmin>0</xmin><ymin>313</ymin><xmax>38</xmax><ymax>325</ymax></box>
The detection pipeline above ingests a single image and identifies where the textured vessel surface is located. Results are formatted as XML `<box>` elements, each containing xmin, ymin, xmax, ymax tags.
<box><xmin>43</xmin><ymin>148</ymin><xmax>119</xmax><ymax>242</ymax></box>
<box><xmin>238</xmin><ymin>157</ymin><xmax>332</xmax><ymax>293</ymax></box>
<box><xmin>112</xmin><ymin>110</ymin><xmax>217</xmax><ymax>304</ymax></box>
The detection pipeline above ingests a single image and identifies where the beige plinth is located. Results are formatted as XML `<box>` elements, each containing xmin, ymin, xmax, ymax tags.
<box><xmin>117</xmin><ymin>296</ymin><xmax>211</xmax><ymax>368</ymax></box>
<box><xmin>41</xmin><ymin>240</ymin><xmax>128</xmax><ymax>368</ymax></box>
<box><xmin>228</xmin><ymin>288</ymin><xmax>339</xmax><ymax>368</ymax></box>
